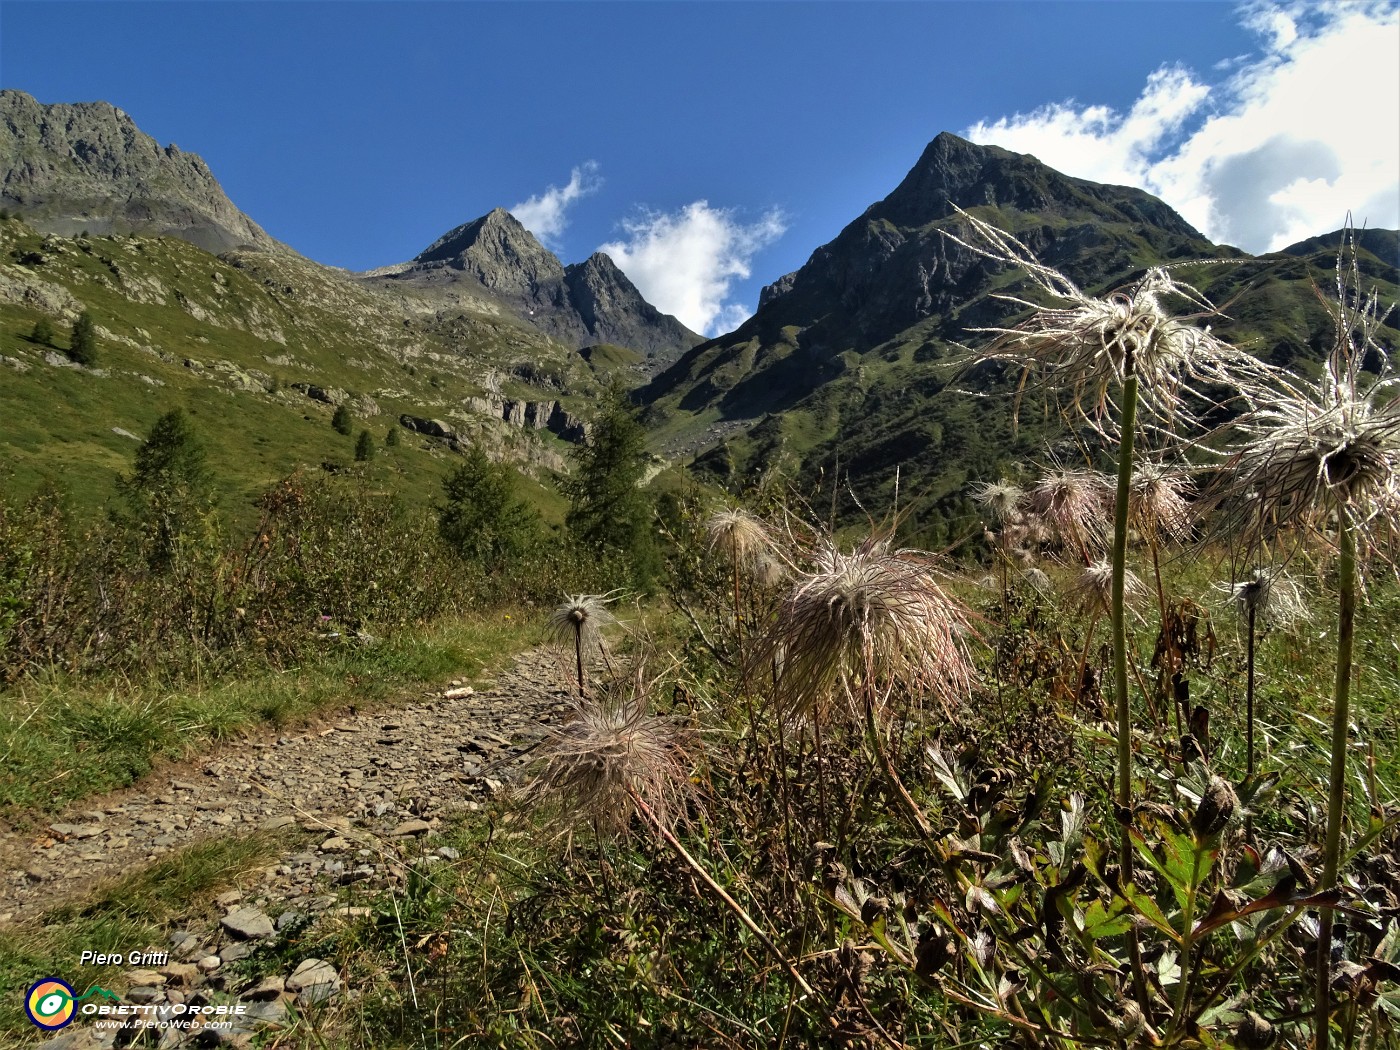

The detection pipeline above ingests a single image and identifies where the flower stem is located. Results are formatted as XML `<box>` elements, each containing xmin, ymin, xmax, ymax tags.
<box><xmin>575</xmin><ymin>627</ymin><xmax>586</xmax><ymax>699</ymax></box>
<box><xmin>1245</xmin><ymin>601</ymin><xmax>1257</xmax><ymax>840</ymax></box>
<box><xmin>1316</xmin><ymin>512</ymin><xmax>1356</xmax><ymax>1050</ymax></box>
<box><xmin>1246</xmin><ymin>603</ymin><xmax>1257</xmax><ymax>778</ymax></box>
<box><xmin>630</xmin><ymin>788</ymin><xmax>817</xmax><ymax>999</ymax></box>
<box><xmin>1112</xmin><ymin>375</ymin><xmax>1138</xmax><ymax>865</ymax></box>
<box><xmin>1112</xmin><ymin>373</ymin><xmax>1150</xmax><ymax>1008</ymax></box>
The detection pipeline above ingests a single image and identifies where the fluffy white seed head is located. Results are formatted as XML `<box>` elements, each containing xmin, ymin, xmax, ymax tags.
<box><xmin>751</xmin><ymin>534</ymin><xmax>976</xmax><ymax>723</ymax></box>
<box><xmin>546</xmin><ymin>592</ymin><xmax>621</xmax><ymax>657</ymax></box>
<box><xmin>947</xmin><ymin>207</ymin><xmax>1271</xmax><ymax>439</ymax></box>
<box><xmin>523</xmin><ymin>665</ymin><xmax>693</xmax><ymax>836</ymax></box>
<box><xmin>1068</xmin><ymin>559</ymin><xmax>1146</xmax><ymax>618</ymax></box>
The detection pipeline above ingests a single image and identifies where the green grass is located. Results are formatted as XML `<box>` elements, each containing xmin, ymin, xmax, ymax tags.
<box><xmin>0</xmin><ymin>611</ymin><xmax>541</xmax><ymax>823</ymax></box>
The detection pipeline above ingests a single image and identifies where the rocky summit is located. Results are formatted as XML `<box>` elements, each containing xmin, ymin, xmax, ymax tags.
<box><xmin>372</xmin><ymin>207</ymin><xmax>702</xmax><ymax>362</ymax></box>
<box><xmin>0</xmin><ymin>90</ymin><xmax>282</xmax><ymax>255</ymax></box>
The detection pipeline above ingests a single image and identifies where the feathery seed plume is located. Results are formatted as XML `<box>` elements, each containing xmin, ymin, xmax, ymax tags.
<box><xmin>946</xmin><ymin>207</ymin><xmax>1268</xmax><ymax>438</ymax></box>
<box><xmin>523</xmin><ymin>664</ymin><xmax>692</xmax><ymax>836</ymax></box>
<box><xmin>1026</xmin><ymin>469</ymin><xmax>1114</xmax><ymax>557</ymax></box>
<box><xmin>1130</xmin><ymin>461</ymin><xmax>1195</xmax><ymax>544</ymax></box>
<box><xmin>547</xmin><ymin>592</ymin><xmax>621</xmax><ymax>656</ymax></box>
<box><xmin>1216</xmin><ymin>568</ymin><xmax>1311</xmax><ymax>631</ymax></box>
<box><xmin>973</xmin><ymin>480</ymin><xmax>1025</xmax><ymax>525</ymax></box>
<box><xmin>751</xmin><ymin>534</ymin><xmax>975</xmax><ymax>722</ymax></box>
<box><xmin>1068</xmin><ymin>559</ymin><xmax>1146</xmax><ymax>618</ymax></box>
<box><xmin>705</xmin><ymin>508</ymin><xmax>775</xmax><ymax>568</ymax></box>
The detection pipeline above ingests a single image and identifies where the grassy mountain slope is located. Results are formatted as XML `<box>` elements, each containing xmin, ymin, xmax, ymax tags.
<box><xmin>0</xmin><ymin>216</ymin><xmax>630</xmax><ymax>522</ymax></box>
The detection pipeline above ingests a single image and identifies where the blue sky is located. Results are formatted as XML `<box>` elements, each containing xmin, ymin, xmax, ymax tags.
<box><xmin>3</xmin><ymin>2</ymin><xmax>1397</xmax><ymax>336</ymax></box>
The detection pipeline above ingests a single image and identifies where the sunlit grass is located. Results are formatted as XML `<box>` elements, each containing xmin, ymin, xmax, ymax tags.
<box><xmin>0</xmin><ymin>611</ymin><xmax>541</xmax><ymax>820</ymax></box>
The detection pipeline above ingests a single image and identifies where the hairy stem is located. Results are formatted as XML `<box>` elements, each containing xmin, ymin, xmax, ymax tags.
<box><xmin>1316</xmin><ymin>512</ymin><xmax>1356</xmax><ymax>1050</ymax></box>
<box><xmin>630</xmin><ymin>789</ymin><xmax>817</xmax><ymax>999</ymax></box>
<box><xmin>1112</xmin><ymin>373</ymin><xmax>1149</xmax><ymax>1008</ymax></box>
<box><xmin>1246</xmin><ymin>603</ymin><xmax>1257</xmax><ymax>778</ymax></box>
<box><xmin>574</xmin><ymin>626</ymin><xmax>586</xmax><ymax>699</ymax></box>
<box><xmin>1112</xmin><ymin>374</ymin><xmax>1138</xmax><ymax>865</ymax></box>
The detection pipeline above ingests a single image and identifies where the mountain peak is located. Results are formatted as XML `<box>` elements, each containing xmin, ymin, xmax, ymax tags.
<box><xmin>386</xmin><ymin>216</ymin><xmax>700</xmax><ymax>360</ymax></box>
<box><xmin>0</xmin><ymin>90</ymin><xmax>282</xmax><ymax>254</ymax></box>
<box><xmin>412</xmin><ymin>207</ymin><xmax>552</xmax><ymax>269</ymax></box>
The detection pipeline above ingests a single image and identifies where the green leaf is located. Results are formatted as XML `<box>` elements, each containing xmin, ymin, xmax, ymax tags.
<box><xmin>1121</xmin><ymin>882</ymin><xmax>1180</xmax><ymax>943</ymax></box>
<box><xmin>1081</xmin><ymin>898</ymin><xmax>1133</xmax><ymax>940</ymax></box>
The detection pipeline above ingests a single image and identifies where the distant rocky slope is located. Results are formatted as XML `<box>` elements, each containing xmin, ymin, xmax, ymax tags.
<box><xmin>368</xmin><ymin>208</ymin><xmax>702</xmax><ymax>363</ymax></box>
<box><xmin>0</xmin><ymin>90</ymin><xmax>282</xmax><ymax>255</ymax></box>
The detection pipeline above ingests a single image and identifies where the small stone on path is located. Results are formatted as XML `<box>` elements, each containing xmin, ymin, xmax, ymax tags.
<box><xmin>221</xmin><ymin>906</ymin><xmax>275</xmax><ymax>940</ymax></box>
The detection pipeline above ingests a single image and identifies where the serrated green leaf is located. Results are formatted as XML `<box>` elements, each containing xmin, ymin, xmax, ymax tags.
<box><xmin>1121</xmin><ymin>882</ymin><xmax>1181</xmax><ymax>943</ymax></box>
<box><xmin>1081</xmin><ymin>898</ymin><xmax>1133</xmax><ymax>940</ymax></box>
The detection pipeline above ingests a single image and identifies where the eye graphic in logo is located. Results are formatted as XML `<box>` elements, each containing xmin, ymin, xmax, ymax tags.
<box><xmin>25</xmin><ymin>977</ymin><xmax>76</xmax><ymax>1030</ymax></box>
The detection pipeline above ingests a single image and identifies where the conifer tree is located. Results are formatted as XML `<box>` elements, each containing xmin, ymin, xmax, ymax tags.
<box><xmin>355</xmin><ymin>429</ymin><xmax>375</xmax><ymax>462</ymax></box>
<box><xmin>331</xmin><ymin>404</ymin><xmax>353</xmax><ymax>436</ymax></box>
<box><xmin>68</xmin><ymin>310</ymin><xmax>98</xmax><ymax>366</ymax></box>
<box><xmin>30</xmin><ymin>317</ymin><xmax>55</xmax><ymax>347</ymax></box>
<box><xmin>438</xmin><ymin>446</ymin><xmax>539</xmax><ymax>565</ymax></box>
<box><xmin>564</xmin><ymin>386</ymin><xmax>659</xmax><ymax>586</ymax></box>
<box><xmin>118</xmin><ymin>408</ymin><xmax>215</xmax><ymax>571</ymax></box>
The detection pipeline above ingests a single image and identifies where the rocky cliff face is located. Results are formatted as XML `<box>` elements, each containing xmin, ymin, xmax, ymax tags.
<box><xmin>0</xmin><ymin>90</ymin><xmax>282</xmax><ymax>255</ymax></box>
<box><xmin>377</xmin><ymin>208</ymin><xmax>701</xmax><ymax>361</ymax></box>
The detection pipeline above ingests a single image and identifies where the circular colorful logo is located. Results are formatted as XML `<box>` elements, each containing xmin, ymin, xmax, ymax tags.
<box><xmin>25</xmin><ymin>978</ymin><xmax>76</xmax><ymax>1030</ymax></box>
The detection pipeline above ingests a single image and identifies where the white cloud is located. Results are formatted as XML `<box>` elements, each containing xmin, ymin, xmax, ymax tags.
<box><xmin>964</xmin><ymin>2</ymin><xmax>1399</xmax><ymax>252</ymax></box>
<box><xmin>599</xmin><ymin>202</ymin><xmax>786</xmax><ymax>336</ymax></box>
<box><xmin>509</xmin><ymin>162</ymin><xmax>601</xmax><ymax>245</ymax></box>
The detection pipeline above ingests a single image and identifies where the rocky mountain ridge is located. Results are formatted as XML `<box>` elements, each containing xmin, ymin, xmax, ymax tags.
<box><xmin>0</xmin><ymin>90</ymin><xmax>282</xmax><ymax>256</ymax></box>
<box><xmin>369</xmin><ymin>207</ymin><xmax>702</xmax><ymax>362</ymax></box>
<box><xmin>1</xmin><ymin>92</ymin><xmax>697</xmax><ymax>375</ymax></box>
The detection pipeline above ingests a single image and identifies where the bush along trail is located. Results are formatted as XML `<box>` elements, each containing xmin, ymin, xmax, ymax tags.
<box><xmin>0</xmin><ymin>647</ymin><xmax>574</xmax><ymax>1048</ymax></box>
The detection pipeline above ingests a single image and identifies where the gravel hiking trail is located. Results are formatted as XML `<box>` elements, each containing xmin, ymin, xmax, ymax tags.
<box><xmin>0</xmin><ymin>646</ymin><xmax>575</xmax><ymax>926</ymax></box>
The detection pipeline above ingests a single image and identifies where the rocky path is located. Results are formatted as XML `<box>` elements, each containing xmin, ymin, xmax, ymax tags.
<box><xmin>0</xmin><ymin>649</ymin><xmax>576</xmax><ymax>1050</ymax></box>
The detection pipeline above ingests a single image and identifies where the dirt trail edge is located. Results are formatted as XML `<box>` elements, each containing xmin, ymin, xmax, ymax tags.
<box><xmin>1</xmin><ymin>647</ymin><xmax>573</xmax><ymax>926</ymax></box>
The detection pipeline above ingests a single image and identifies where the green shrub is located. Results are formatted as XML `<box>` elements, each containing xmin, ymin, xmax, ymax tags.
<box><xmin>29</xmin><ymin>317</ymin><xmax>55</xmax><ymax>347</ymax></box>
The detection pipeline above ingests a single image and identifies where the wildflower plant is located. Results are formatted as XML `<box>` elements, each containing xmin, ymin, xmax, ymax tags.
<box><xmin>523</xmin><ymin>663</ymin><xmax>693</xmax><ymax>837</ymax></box>
<box><xmin>704</xmin><ymin>507</ymin><xmax>780</xmax><ymax>659</ymax></box>
<box><xmin>1214</xmin><ymin>567</ymin><xmax>1312</xmax><ymax>781</ymax></box>
<box><xmin>1210</xmin><ymin>230</ymin><xmax>1398</xmax><ymax>1045</ymax></box>
<box><xmin>546</xmin><ymin>591</ymin><xmax>622</xmax><ymax>697</ymax></box>
<box><xmin>752</xmin><ymin>534</ymin><xmax>975</xmax><ymax>725</ymax></box>
<box><xmin>521</xmin><ymin>658</ymin><xmax>818</xmax><ymax>1000</ymax></box>
<box><xmin>948</xmin><ymin>207</ymin><xmax>1269</xmax><ymax>892</ymax></box>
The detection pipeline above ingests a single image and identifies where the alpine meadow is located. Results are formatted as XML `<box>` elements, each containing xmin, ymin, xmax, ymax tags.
<box><xmin>1</xmin><ymin>9</ymin><xmax>1400</xmax><ymax>1048</ymax></box>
